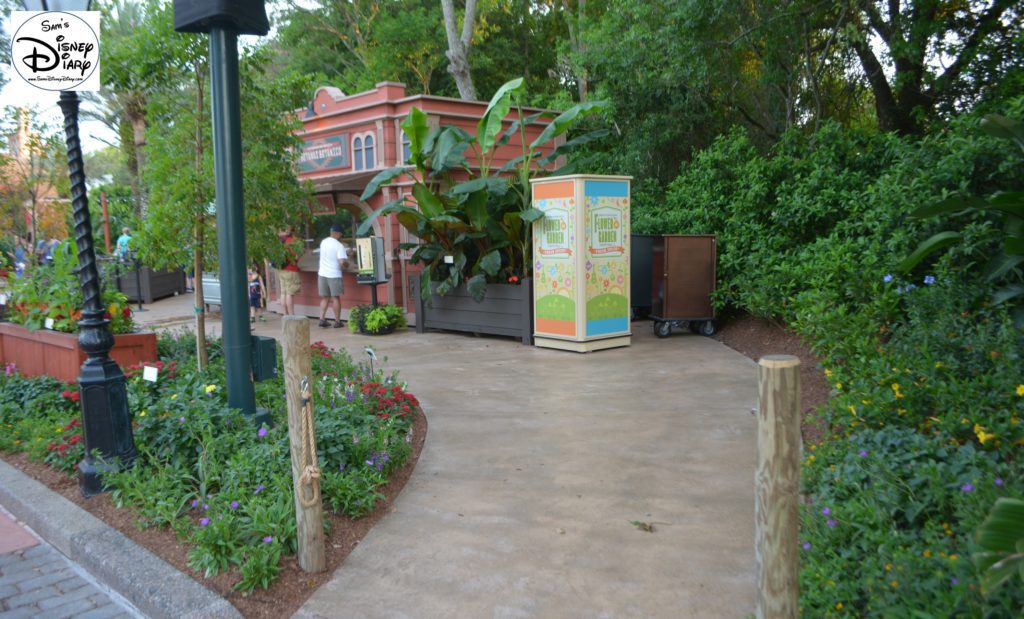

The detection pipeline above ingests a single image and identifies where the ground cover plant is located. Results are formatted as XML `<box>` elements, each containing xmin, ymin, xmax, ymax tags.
<box><xmin>637</xmin><ymin>103</ymin><xmax>1024</xmax><ymax>616</ymax></box>
<box><xmin>0</xmin><ymin>332</ymin><xmax>419</xmax><ymax>594</ymax></box>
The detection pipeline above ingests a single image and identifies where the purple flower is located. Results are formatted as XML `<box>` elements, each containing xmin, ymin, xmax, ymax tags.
<box><xmin>961</xmin><ymin>483</ymin><xmax>974</xmax><ymax>493</ymax></box>
<box><xmin>262</xmin><ymin>536</ymin><xmax>273</xmax><ymax>544</ymax></box>
<box><xmin>883</xmin><ymin>274</ymin><xmax>893</xmax><ymax>283</ymax></box>
<box><xmin>858</xmin><ymin>449</ymin><xmax>869</xmax><ymax>458</ymax></box>
<box><xmin>199</xmin><ymin>517</ymin><xmax>210</xmax><ymax>526</ymax></box>
<box><xmin>202</xmin><ymin>503</ymin><xmax>209</xmax><ymax>511</ymax></box>
<box><xmin>258</xmin><ymin>426</ymin><xmax>268</xmax><ymax>438</ymax></box>
<box><xmin>254</xmin><ymin>484</ymin><xmax>265</xmax><ymax>495</ymax></box>
<box><xmin>191</xmin><ymin>499</ymin><xmax>198</xmax><ymax>508</ymax></box>
<box><xmin>923</xmin><ymin>275</ymin><xmax>936</xmax><ymax>285</ymax></box>
<box><xmin>179</xmin><ymin>417</ymin><xmax>186</xmax><ymax>423</ymax></box>
<box><xmin>951</xmin><ymin>577</ymin><xmax>958</xmax><ymax>585</ymax></box>
<box><xmin>827</xmin><ymin>519</ymin><xmax>837</xmax><ymax>528</ymax></box>
<box><xmin>802</xmin><ymin>542</ymin><xmax>811</xmax><ymax>550</ymax></box>
<box><xmin>230</xmin><ymin>501</ymin><xmax>239</xmax><ymax>510</ymax></box>
<box><xmin>339</xmin><ymin>463</ymin><xmax>347</xmax><ymax>472</ymax></box>
<box><xmin>821</xmin><ymin>507</ymin><xmax>831</xmax><ymax>516</ymax></box>
<box><xmin>995</xmin><ymin>478</ymin><xmax>1004</xmax><ymax>487</ymax></box>
<box><xmin>4</xmin><ymin>362</ymin><xmax>17</xmax><ymax>376</ymax></box>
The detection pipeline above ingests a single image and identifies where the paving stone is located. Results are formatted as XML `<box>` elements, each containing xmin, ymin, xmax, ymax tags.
<box><xmin>6</xmin><ymin>583</ymin><xmax>58</xmax><ymax>608</ymax></box>
<box><xmin>37</xmin><ymin>583</ymin><xmax>99</xmax><ymax>609</ymax></box>
<box><xmin>16</xmin><ymin>568</ymin><xmax>73</xmax><ymax>593</ymax></box>
<box><xmin>0</xmin><ymin>606</ymin><xmax>39</xmax><ymax>619</ymax></box>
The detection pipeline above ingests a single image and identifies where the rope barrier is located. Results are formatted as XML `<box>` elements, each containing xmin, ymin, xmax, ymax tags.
<box><xmin>297</xmin><ymin>376</ymin><xmax>321</xmax><ymax>508</ymax></box>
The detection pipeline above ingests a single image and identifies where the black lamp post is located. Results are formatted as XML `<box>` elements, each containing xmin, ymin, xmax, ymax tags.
<box><xmin>173</xmin><ymin>0</ymin><xmax>270</xmax><ymax>426</ymax></box>
<box><xmin>20</xmin><ymin>0</ymin><xmax>137</xmax><ymax>496</ymax></box>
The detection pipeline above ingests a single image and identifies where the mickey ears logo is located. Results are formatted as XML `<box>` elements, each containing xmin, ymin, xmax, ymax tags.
<box><xmin>11</xmin><ymin>11</ymin><xmax>100</xmax><ymax>92</ymax></box>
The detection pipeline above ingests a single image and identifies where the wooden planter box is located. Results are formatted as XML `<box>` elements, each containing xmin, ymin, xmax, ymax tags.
<box><xmin>0</xmin><ymin>322</ymin><xmax>158</xmax><ymax>383</ymax></box>
<box><xmin>412</xmin><ymin>275</ymin><xmax>533</xmax><ymax>345</ymax></box>
<box><xmin>115</xmin><ymin>267</ymin><xmax>185</xmax><ymax>304</ymax></box>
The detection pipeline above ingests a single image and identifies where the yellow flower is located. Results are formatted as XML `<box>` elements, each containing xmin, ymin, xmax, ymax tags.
<box><xmin>949</xmin><ymin>554</ymin><xmax>958</xmax><ymax>562</ymax></box>
<box><xmin>890</xmin><ymin>580</ymin><xmax>899</xmax><ymax>588</ymax></box>
<box><xmin>835</xmin><ymin>383</ymin><xmax>843</xmax><ymax>390</ymax></box>
<box><xmin>885</xmin><ymin>563</ymin><xmax>892</xmax><ymax>572</ymax></box>
<box><xmin>835</xmin><ymin>602</ymin><xmax>843</xmax><ymax>610</ymax></box>
<box><xmin>935</xmin><ymin>362</ymin><xmax>943</xmax><ymax>369</ymax></box>
<box><xmin>205</xmin><ymin>384</ymin><xmax>217</xmax><ymax>393</ymax></box>
<box><xmin>848</xmin><ymin>405</ymin><xmax>857</xmax><ymax>415</ymax></box>
<box><xmin>922</xmin><ymin>549</ymin><xmax>932</xmax><ymax>558</ymax></box>
<box><xmin>974</xmin><ymin>424</ymin><xmax>995</xmax><ymax>444</ymax></box>
<box><xmin>891</xmin><ymin>382</ymin><xmax>900</xmax><ymax>391</ymax></box>
<box><xmin>171</xmin><ymin>394</ymin><xmax>178</xmax><ymax>400</ymax></box>
<box><xmin>139</xmin><ymin>410</ymin><xmax>146</xmax><ymax>417</ymax></box>
<box><xmin>1017</xmin><ymin>384</ymin><xmax>1024</xmax><ymax>397</ymax></box>
<box><xmin>824</xmin><ymin>368</ymin><xmax>833</xmax><ymax>378</ymax></box>
<box><xmin>808</xmin><ymin>455</ymin><xmax>816</xmax><ymax>462</ymax></box>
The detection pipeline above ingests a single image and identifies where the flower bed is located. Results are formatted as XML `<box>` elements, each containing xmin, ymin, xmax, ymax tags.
<box><xmin>0</xmin><ymin>333</ymin><xmax>421</xmax><ymax>594</ymax></box>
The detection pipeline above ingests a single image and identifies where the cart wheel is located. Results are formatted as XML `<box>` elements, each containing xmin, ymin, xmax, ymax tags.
<box><xmin>698</xmin><ymin>320</ymin><xmax>717</xmax><ymax>336</ymax></box>
<box><xmin>654</xmin><ymin>321</ymin><xmax>672</xmax><ymax>338</ymax></box>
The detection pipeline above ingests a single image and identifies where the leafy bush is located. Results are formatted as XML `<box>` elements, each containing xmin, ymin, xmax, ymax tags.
<box><xmin>347</xmin><ymin>304</ymin><xmax>407</xmax><ymax>334</ymax></box>
<box><xmin>0</xmin><ymin>332</ymin><xmax>420</xmax><ymax>594</ymax></box>
<box><xmin>4</xmin><ymin>241</ymin><xmax>135</xmax><ymax>334</ymax></box>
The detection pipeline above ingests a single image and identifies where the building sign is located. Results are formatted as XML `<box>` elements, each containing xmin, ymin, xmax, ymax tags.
<box><xmin>299</xmin><ymin>134</ymin><xmax>349</xmax><ymax>173</ymax></box>
<box><xmin>539</xmin><ymin>208</ymin><xmax>572</xmax><ymax>257</ymax></box>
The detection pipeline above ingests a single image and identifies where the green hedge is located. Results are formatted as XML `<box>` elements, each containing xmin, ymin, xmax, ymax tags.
<box><xmin>637</xmin><ymin>108</ymin><xmax>1024</xmax><ymax>615</ymax></box>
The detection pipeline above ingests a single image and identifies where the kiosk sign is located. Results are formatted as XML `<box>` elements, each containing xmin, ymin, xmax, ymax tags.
<box><xmin>11</xmin><ymin>11</ymin><xmax>100</xmax><ymax>92</ymax></box>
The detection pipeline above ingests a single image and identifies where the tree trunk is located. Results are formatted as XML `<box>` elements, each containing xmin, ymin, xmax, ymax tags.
<box><xmin>441</xmin><ymin>0</ymin><xmax>478</xmax><ymax>100</ymax></box>
<box><xmin>561</xmin><ymin>0</ymin><xmax>588</xmax><ymax>101</ymax></box>
<box><xmin>194</xmin><ymin>73</ymin><xmax>209</xmax><ymax>370</ymax></box>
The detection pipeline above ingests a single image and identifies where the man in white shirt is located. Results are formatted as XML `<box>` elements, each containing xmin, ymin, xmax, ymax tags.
<box><xmin>317</xmin><ymin>224</ymin><xmax>349</xmax><ymax>328</ymax></box>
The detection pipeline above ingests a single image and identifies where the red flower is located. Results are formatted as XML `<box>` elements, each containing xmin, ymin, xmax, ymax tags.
<box><xmin>508</xmin><ymin>275</ymin><xmax>519</xmax><ymax>283</ymax></box>
<box><xmin>122</xmin><ymin>307</ymin><xmax>131</xmax><ymax>318</ymax></box>
<box><xmin>69</xmin><ymin>435</ymin><xmax>81</xmax><ymax>445</ymax></box>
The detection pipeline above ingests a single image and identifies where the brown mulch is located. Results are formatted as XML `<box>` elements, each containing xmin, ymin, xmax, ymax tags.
<box><xmin>712</xmin><ymin>312</ymin><xmax>833</xmax><ymax>446</ymax></box>
<box><xmin>2</xmin><ymin>410</ymin><xmax>426</xmax><ymax>619</ymax></box>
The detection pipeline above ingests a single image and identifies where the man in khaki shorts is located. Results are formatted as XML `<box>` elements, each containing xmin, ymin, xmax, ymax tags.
<box><xmin>318</xmin><ymin>223</ymin><xmax>349</xmax><ymax>328</ymax></box>
<box><xmin>277</xmin><ymin>225</ymin><xmax>302</xmax><ymax>315</ymax></box>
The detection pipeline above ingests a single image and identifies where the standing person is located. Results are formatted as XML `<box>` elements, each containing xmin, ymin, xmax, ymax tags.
<box><xmin>317</xmin><ymin>223</ymin><xmax>349</xmax><ymax>328</ymax></box>
<box><xmin>115</xmin><ymin>227</ymin><xmax>132</xmax><ymax>261</ymax></box>
<box><xmin>13</xmin><ymin>237</ymin><xmax>27</xmax><ymax>278</ymax></box>
<box><xmin>248</xmin><ymin>265</ymin><xmax>266</xmax><ymax>325</ymax></box>
<box><xmin>277</xmin><ymin>225</ymin><xmax>302</xmax><ymax>315</ymax></box>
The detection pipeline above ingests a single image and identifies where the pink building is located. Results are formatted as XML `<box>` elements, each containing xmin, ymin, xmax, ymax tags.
<box><xmin>269</xmin><ymin>81</ymin><xmax>561</xmax><ymax>323</ymax></box>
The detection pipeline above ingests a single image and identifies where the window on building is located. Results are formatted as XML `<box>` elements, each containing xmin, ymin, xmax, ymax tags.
<box><xmin>353</xmin><ymin>136</ymin><xmax>364</xmax><ymax>171</ymax></box>
<box><xmin>363</xmin><ymin>134</ymin><xmax>375</xmax><ymax>170</ymax></box>
<box><xmin>401</xmin><ymin>131</ymin><xmax>411</xmax><ymax>164</ymax></box>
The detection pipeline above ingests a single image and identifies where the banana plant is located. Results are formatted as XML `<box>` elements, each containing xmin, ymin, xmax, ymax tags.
<box><xmin>899</xmin><ymin>115</ymin><xmax>1024</xmax><ymax>324</ymax></box>
<box><xmin>358</xmin><ymin>78</ymin><xmax>606</xmax><ymax>302</ymax></box>
<box><xmin>973</xmin><ymin>497</ymin><xmax>1024</xmax><ymax>596</ymax></box>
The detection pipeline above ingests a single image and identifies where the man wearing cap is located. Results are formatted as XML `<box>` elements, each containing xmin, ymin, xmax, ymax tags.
<box><xmin>317</xmin><ymin>224</ymin><xmax>349</xmax><ymax>328</ymax></box>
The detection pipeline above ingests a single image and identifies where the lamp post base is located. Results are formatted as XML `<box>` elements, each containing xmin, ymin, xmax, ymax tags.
<box><xmin>76</xmin><ymin>354</ymin><xmax>137</xmax><ymax>498</ymax></box>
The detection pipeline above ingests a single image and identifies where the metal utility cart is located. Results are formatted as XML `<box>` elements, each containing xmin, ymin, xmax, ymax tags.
<box><xmin>649</xmin><ymin>235</ymin><xmax>717</xmax><ymax>338</ymax></box>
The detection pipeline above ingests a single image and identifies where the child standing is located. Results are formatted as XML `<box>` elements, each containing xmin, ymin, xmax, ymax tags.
<box><xmin>248</xmin><ymin>266</ymin><xmax>266</xmax><ymax>325</ymax></box>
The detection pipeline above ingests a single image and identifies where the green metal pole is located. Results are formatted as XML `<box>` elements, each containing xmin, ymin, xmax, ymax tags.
<box><xmin>209</xmin><ymin>28</ymin><xmax>257</xmax><ymax>419</ymax></box>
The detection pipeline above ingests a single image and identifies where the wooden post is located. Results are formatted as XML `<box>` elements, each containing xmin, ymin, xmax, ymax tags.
<box><xmin>756</xmin><ymin>354</ymin><xmax>800</xmax><ymax>619</ymax></box>
<box><xmin>282</xmin><ymin>316</ymin><xmax>326</xmax><ymax>572</ymax></box>
<box><xmin>100</xmin><ymin>192</ymin><xmax>111</xmax><ymax>255</ymax></box>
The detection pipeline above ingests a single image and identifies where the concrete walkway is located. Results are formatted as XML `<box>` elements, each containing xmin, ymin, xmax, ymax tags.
<box><xmin>30</xmin><ymin>294</ymin><xmax>760</xmax><ymax>617</ymax></box>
